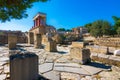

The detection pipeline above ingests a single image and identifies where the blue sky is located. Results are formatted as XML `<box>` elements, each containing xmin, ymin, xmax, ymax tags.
<box><xmin>0</xmin><ymin>0</ymin><xmax>120</xmax><ymax>32</ymax></box>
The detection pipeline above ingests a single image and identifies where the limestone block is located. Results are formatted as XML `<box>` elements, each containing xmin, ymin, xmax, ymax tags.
<box><xmin>114</xmin><ymin>50</ymin><xmax>120</xmax><ymax>56</ymax></box>
<box><xmin>97</xmin><ymin>54</ymin><xmax>110</xmax><ymax>64</ymax></box>
<box><xmin>28</xmin><ymin>32</ymin><xmax>34</xmax><ymax>44</ymax></box>
<box><xmin>72</xmin><ymin>42</ymin><xmax>85</xmax><ymax>48</ymax></box>
<box><xmin>10</xmin><ymin>52</ymin><xmax>38</xmax><ymax>80</ymax></box>
<box><xmin>8</xmin><ymin>35</ymin><xmax>17</xmax><ymax>49</ymax></box>
<box><xmin>42</xmin><ymin>35</ymin><xmax>52</xmax><ymax>45</ymax></box>
<box><xmin>109</xmin><ymin>56</ymin><xmax>120</xmax><ymax>67</ymax></box>
<box><xmin>70</xmin><ymin>47</ymin><xmax>91</xmax><ymax>64</ymax></box>
<box><xmin>91</xmin><ymin>53</ymin><xmax>98</xmax><ymax>61</ymax></box>
<box><xmin>45</xmin><ymin>41</ymin><xmax>57</xmax><ymax>52</ymax></box>
<box><xmin>34</xmin><ymin>34</ymin><xmax>41</xmax><ymax>48</ymax></box>
<box><xmin>99</xmin><ymin>47</ymin><xmax>108</xmax><ymax>54</ymax></box>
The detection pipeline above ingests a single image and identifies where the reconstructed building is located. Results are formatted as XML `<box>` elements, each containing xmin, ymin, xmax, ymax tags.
<box><xmin>28</xmin><ymin>12</ymin><xmax>57</xmax><ymax>48</ymax></box>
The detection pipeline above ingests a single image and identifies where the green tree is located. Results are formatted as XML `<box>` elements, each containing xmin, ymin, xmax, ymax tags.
<box><xmin>0</xmin><ymin>0</ymin><xmax>48</xmax><ymax>22</ymax></box>
<box><xmin>57</xmin><ymin>28</ymin><xmax>66</xmax><ymax>31</ymax></box>
<box><xmin>84</xmin><ymin>23</ymin><xmax>92</xmax><ymax>32</ymax></box>
<box><xmin>101</xmin><ymin>21</ymin><xmax>111</xmax><ymax>35</ymax></box>
<box><xmin>90</xmin><ymin>20</ymin><xmax>111</xmax><ymax>37</ymax></box>
<box><xmin>117</xmin><ymin>27</ymin><xmax>120</xmax><ymax>35</ymax></box>
<box><xmin>66</xmin><ymin>29</ymin><xmax>72</xmax><ymax>32</ymax></box>
<box><xmin>112</xmin><ymin>16</ymin><xmax>120</xmax><ymax>34</ymax></box>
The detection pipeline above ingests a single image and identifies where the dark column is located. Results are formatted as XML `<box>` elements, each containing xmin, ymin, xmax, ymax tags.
<box><xmin>10</xmin><ymin>52</ymin><xmax>39</xmax><ymax>80</ymax></box>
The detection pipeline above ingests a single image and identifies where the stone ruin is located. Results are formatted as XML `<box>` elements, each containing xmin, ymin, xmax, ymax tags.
<box><xmin>70</xmin><ymin>41</ymin><xmax>91</xmax><ymax>64</ymax></box>
<box><xmin>94</xmin><ymin>38</ymin><xmax>120</xmax><ymax>47</ymax></box>
<box><xmin>27</xmin><ymin>12</ymin><xmax>57</xmax><ymax>52</ymax></box>
<box><xmin>8</xmin><ymin>35</ymin><xmax>17</xmax><ymax>50</ymax></box>
<box><xmin>10</xmin><ymin>52</ymin><xmax>39</xmax><ymax>80</ymax></box>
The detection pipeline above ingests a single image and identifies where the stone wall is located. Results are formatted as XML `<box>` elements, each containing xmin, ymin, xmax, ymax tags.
<box><xmin>94</xmin><ymin>38</ymin><xmax>120</xmax><ymax>47</ymax></box>
<box><xmin>86</xmin><ymin>45</ymin><xmax>109</xmax><ymax>54</ymax></box>
<box><xmin>91</xmin><ymin>53</ymin><xmax>120</xmax><ymax>67</ymax></box>
<box><xmin>0</xmin><ymin>35</ymin><xmax>27</xmax><ymax>44</ymax></box>
<box><xmin>72</xmin><ymin>42</ymin><xmax>85</xmax><ymax>48</ymax></box>
<box><xmin>45</xmin><ymin>41</ymin><xmax>57</xmax><ymax>52</ymax></box>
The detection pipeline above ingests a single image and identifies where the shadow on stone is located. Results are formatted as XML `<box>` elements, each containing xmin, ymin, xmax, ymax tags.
<box><xmin>38</xmin><ymin>75</ymin><xmax>49</xmax><ymax>80</ymax></box>
<box><xmin>86</xmin><ymin>62</ymin><xmax>111</xmax><ymax>69</ymax></box>
<box><xmin>58</xmin><ymin>51</ymin><xmax>67</xmax><ymax>54</ymax></box>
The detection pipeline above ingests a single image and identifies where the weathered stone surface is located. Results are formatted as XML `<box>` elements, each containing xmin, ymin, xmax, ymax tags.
<box><xmin>72</xmin><ymin>42</ymin><xmax>85</xmax><ymax>48</ymax></box>
<box><xmin>109</xmin><ymin>56</ymin><xmax>120</xmax><ymax>67</ymax></box>
<box><xmin>10</xmin><ymin>52</ymin><xmax>38</xmax><ymax>80</ymax></box>
<box><xmin>0</xmin><ymin>57</ymin><xmax>9</xmax><ymax>62</ymax></box>
<box><xmin>45</xmin><ymin>41</ymin><xmax>57</xmax><ymax>52</ymax></box>
<box><xmin>28</xmin><ymin>32</ymin><xmax>34</xmax><ymax>44</ymax></box>
<box><xmin>39</xmin><ymin>63</ymin><xmax>53</xmax><ymax>73</ymax></box>
<box><xmin>54</xmin><ymin>66</ymin><xmax>90</xmax><ymax>75</ymax></box>
<box><xmin>81</xmin><ymin>65</ymin><xmax>102</xmax><ymax>75</ymax></box>
<box><xmin>114</xmin><ymin>50</ymin><xmax>120</xmax><ymax>56</ymax></box>
<box><xmin>55</xmin><ymin>55</ymin><xmax>72</xmax><ymax>63</ymax></box>
<box><xmin>8</xmin><ymin>35</ymin><xmax>17</xmax><ymax>49</ymax></box>
<box><xmin>98</xmin><ymin>54</ymin><xmax>110</xmax><ymax>64</ymax></box>
<box><xmin>43</xmin><ymin>71</ymin><xmax>60</xmax><ymax>80</ymax></box>
<box><xmin>0</xmin><ymin>74</ymin><xmax>6</xmax><ymax>80</ymax></box>
<box><xmin>70</xmin><ymin>47</ymin><xmax>91</xmax><ymax>64</ymax></box>
<box><xmin>91</xmin><ymin>53</ymin><xmax>120</xmax><ymax>67</ymax></box>
<box><xmin>42</xmin><ymin>35</ymin><xmax>52</xmax><ymax>45</ymax></box>
<box><xmin>34</xmin><ymin>34</ymin><xmax>42</xmax><ymax>48</ymax></box>
<box><xmin>54</xmin><ymin>63</ymin><xmax>81</xmax><ymax>68</ymax></box>
<box><xmin>61</xmin><ymin>72</ymin><xmax>81</xmax><ymax>80</ymax></box>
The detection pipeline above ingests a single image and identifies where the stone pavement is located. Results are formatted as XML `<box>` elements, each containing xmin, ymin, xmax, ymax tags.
<box><xmin>0</xmin><ymin>44</ymin><xmax>120</xmax><ymax>80</ymax></box>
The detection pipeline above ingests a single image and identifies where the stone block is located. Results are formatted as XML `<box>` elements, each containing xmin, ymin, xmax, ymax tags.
<box><xmin>28</xmin><ymin>32</ymin><xmax>34</xmax><ymax>44</ymax></box>
<box><xmin>72</xmin><ymin>42</ymin><xmax>85</xmax><ymax>48</ymax></box>
<box><xmin>34</xmin><ymin>34</ymin><xmax>42</xmax><ymax>48</ymax></box>
<box><xmin>97</xmin><ymin>54</ymin><xmax>110</xmax><ymax>64</ymax></box>
<box><xmin>70</xmin><ymin>47</ymin><xmax>91</xmax><ymax>64</ymax></box>
<box><xmin>91</xmin><ymin>53</ymin><xmax>98</xmax><ymax>61</ymax></box>
<box><xmin>109</xmin><ymin>56</ymin><xmax>120</xmax><ymax>67</ymax></box>
<box><xmin>45</xmin><ymin>41</ymin><xmax>57</xmax><ymax>52</ymax></box>
<box><xmin>42</xmin><ymin>35</ymin><xmax>48</xmax><ymax>45</ymax></box>
<box><xmin>8</xmin><ymin>35</ymin><xmax>17</xmax><ymax>49</ymax></box>
<box><xmin>10</xmin><ymin>52</ymin><xmax>38</xmax><ymax>80</ymax></box>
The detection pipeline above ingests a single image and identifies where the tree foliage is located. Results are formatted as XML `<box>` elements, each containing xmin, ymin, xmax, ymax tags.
<box><xmin>85</xmin><ymin>20</ymin><xmax>111</xmax><ymax>37</ymax></box>
<box><xmin>117</xmin><ymin>27</ymin><xmax>120</xmax><ymax>35</ymax></box>
<box><xmin>84</xmin><ymin>23</ymin><xmax>92</xmax><ymax>32</ymax></box>
<box><xmin>112</xmin><ymin>16</ymin><xmax>120</xmax><ymax>34</ymax></box>
<box><xmin>57</xmin><ymin>28</ymin><xmax>66</xmax><ymax>31</ymax></box>
<box><xmin>0</xmin><ymin>0</ymin><xmax>47</xmax><ymax>22</ymax></box>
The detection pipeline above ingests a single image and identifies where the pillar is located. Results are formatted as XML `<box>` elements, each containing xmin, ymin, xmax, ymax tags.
<box><xmin>45</xmin><ymin>41</ymin><xmax>57</xmax><ymax>52</ymax></box>
<box><xmin>28</xmin><ymin>32</ymin><xmax>34</xmax><ymax>44</ymax></box>
<box><xmin>34</xmin><ymin>34</ymin><xmax>41</xmax><ymax>48</ymax></box>
<box><xmin>10</xmin><ymin>52</ymin><xmax>38</xmax><ymax>80</ymax></box>
<box><xmin>8</xmin><ymin>35</ymin><xmax>17</xmax><ymax>49</ymax></box>
<box><xmin>70</xmin><ymin>48</ymin><xmax>91</xmax><ymax>64</ymax></box>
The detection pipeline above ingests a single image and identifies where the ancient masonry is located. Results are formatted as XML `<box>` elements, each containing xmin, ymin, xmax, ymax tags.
<box><xmin>28</xmin><ymin>12</ymin><xmax>46</xmax><ymax>48</ymax></box>
<box><xmin>10</xmin><ymin>52</ymin><xmax>38</xmax><ymax>80</ymax></box>
<box><xmin>70</xmin><ymin>42</ymin><xmax>91</xmax><ymax>64</ymax></box>
<box><xmin>8</xmin><ymin>35</ymin><xmax>17</xmax><ymax>49</ymax></box>
<box><xmin>28</xmin><ymin>12</ymin><xmax>57</xmax><ymax>51</ymax></box>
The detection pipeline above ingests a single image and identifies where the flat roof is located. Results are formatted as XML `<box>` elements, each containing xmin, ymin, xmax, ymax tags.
<box><xmin>33</xmin><ymin>12</ymin><xmax>46</xmax><ymax>20</ymax></box>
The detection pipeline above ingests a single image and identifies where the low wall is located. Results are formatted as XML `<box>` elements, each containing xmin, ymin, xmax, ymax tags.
<box><xmin>86</xmin><ymin>45</ymin><xmax>109</xmax><ymax>54</ymax></box>
<box><xmin>91</xmin><ymin>53</ymin><xmax>120</xmax><ymax>67</ymax></box>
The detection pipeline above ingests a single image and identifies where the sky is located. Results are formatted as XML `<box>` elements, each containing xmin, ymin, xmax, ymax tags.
<box><xmin>0</xmin><ymin>0</ymin><xmax>120</xmax><ymax>32</ymax></box>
